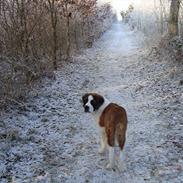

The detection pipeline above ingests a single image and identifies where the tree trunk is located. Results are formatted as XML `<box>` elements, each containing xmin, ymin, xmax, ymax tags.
<box><xmin>159</xmin><ymin>0</ymin><xmax>164</xmax><ymax>35</ymax></box>
<box><xmin>74</xmin><ymin>23</ymin><xmax>79</xmax><ymax>50</ymax></box>
<box><xmin>168</xmin><ymin>0</ymin><xmax>180</xmax><ymax>38</ymax></box>
<box><xmin>65</xmin><ymin>3</ymin><xmax>71</xmax><ymax>61</ymax></box>
<box><xmin>53</xmin><ymin>19</ymin><xmax>57</xmax><ymax>70</ymax></box>
<box><xmin>66</xmin><ymin>15</ymin><xmax>70</xmax><ymax>60</ymax></box>
<box><xmin>81</xmin><ymin>19</ymin><xmax>85</xmax><ymax>47</ymax></box>
<box><xmin>49</xmin><ymin>0</ymin><xmax>58</xmax><ymax>70</ymax></box>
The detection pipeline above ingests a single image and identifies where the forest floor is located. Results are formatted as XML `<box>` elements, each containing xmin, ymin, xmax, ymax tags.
<box><xmin>0</xmin><ymin>23</ymin><xmax>183</xmax><ymax>183</ymax></box>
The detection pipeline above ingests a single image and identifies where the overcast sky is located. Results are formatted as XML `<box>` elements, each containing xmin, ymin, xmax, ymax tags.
<box><xmin>99</xmin><ymin>0</ymin><xmax>141</xmax><ymax>20</ymax></box>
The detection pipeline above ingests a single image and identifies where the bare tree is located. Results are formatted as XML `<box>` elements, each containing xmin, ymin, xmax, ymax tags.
<box><xmin>168</xmin><ymin>0</ymin><xmax>181</xmax><ymax>37</ymax></box>
<box><xmin>159</xmin><ymin>0</ymin><xmax>164</xmax><ymax>34</ymax></box>
<box><xmin>61</xmin><ymin>0</ymin><xmax>75</xmax><ymax>60</ymax></box>
<box><xmin>47</xmin><ymin>0</ymin><xmax>59</xmax><ymax>69</ymax></box>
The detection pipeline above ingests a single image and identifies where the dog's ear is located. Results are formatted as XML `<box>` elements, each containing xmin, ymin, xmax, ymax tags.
<box><xmin>82</xmin><ymin>93</ymin><xmax>89</xmax><ymax>104</ymax></box>
<box><xmin>92</xmin><ymin>94</ymin><xmax>104</xmax><ymax>110</ymax></box>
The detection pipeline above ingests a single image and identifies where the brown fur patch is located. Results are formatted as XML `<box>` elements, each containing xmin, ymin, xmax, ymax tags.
<box><xmin>99</xmin><ymin>103</ymin><xmax>127</xmax><ymax>150</ymax></box>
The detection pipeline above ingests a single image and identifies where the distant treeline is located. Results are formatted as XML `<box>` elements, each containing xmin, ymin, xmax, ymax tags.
<box><xmin>121</xmin><ymin>0</ymin><xmax>183</xmax><ymax>39</ymax></box>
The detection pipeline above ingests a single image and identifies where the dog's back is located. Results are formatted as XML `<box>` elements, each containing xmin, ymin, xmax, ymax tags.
<box><xmin>99</xmin><ymin>103</ymin><xmax>127</xmax><ymax>150</ymax></box>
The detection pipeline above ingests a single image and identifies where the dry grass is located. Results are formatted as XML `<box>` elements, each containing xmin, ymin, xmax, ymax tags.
<box><xmin>0</xmin><ymin>1</ymin><xmax>115</xmax><ymax>109</ymax></box>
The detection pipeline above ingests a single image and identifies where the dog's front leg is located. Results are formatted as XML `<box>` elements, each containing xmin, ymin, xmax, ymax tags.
<box><xmin>98</xmin><ymin>129</ymin><xmax>106</xmax><ymax>154</ymax></box>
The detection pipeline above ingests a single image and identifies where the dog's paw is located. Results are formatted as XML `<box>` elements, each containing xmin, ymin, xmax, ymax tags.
<box><xmin>106</xmin><ymin>163</ymin><xmax>114</xmax><ymax>169</ymax></box>
<box><xmin>98</xmin><ymin>148</ymin><xmax>105</xmax><ymax>154</ymax></box>
<box><xmin>117</xmin><ymin>161</ymin><xmax>124</xmax><ymax>172</ymax></box>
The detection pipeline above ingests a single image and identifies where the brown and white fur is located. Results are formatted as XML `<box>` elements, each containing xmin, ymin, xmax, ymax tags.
<box><xmin>82</xmin><ymin>93</ymin><xmax>127</xmax><ymax>169</ymax></box>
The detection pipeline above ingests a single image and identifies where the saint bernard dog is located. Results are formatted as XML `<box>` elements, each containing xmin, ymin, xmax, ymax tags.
<box><xmin>82</xmin><ymin>93</ymin><xmax>127</xmax><ymax>169</ymax></box>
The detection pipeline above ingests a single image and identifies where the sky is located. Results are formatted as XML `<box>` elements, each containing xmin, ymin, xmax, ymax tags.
<box><xmin>99</xmin><ymin>0</ymin><xmax>141</xmax><ymax>20</ymax></box>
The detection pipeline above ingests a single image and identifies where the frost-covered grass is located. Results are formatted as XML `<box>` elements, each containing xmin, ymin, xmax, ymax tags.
<box><xmin>0</xmin><ymin>23</ymin><xmax>182</xmax><ymax>183</ymax></box>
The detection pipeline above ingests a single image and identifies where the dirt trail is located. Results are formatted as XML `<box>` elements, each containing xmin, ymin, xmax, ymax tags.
<box><xmin>1</xmin><ymin>23</ymin><xmax>182</xmax><ymax>183</ymax></box>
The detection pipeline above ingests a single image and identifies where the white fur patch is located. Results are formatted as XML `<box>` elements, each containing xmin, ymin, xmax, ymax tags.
<box><xmin>98</xmin><ymin>129</ymin><xmax>107</xmax><ymax>154</ymax></box>
<box><xmin>92</xmin><ymin>97</ymin><xmax>110</xmax><ymax>123</ymax></box>
<box><xmin>85</xmin><ymin>95</ymin><xmax>94</xmax><ymax>113</ymax></box>
<box><xmin>107</xmin><ymin>146</ymin><xmax>115</xmax><ymax>169</ymax></box>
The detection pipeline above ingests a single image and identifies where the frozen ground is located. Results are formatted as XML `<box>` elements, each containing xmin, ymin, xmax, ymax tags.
<box><xmin>0</xmin><ymin>23</ymin><xmax>183</xmax><ymax>183</ymax></box>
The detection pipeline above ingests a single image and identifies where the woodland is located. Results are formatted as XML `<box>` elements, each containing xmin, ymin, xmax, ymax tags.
<box><xmin>0</xmin><ymin>0</ymin><xmax>182</xmax><ymax>182</ymax></box>
<box><xmin>0</xmin><ymin>0</ymin><xmax>115</xmax><ymax>106</ymax></box>
<box><xmin>0</xmin><ymin>0</ymin><xmax>183</xmax><ymax>106</ymax></box>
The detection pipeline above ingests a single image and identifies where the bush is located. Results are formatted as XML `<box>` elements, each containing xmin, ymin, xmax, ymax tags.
<box><xmin>0</xmin><ymin>0</ymin><xmax>115</xmax><ymax>108</ymax></box>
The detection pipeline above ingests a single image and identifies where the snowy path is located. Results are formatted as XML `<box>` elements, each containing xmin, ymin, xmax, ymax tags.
<box><xmin>1</xmin><ymin>23</ymin><xmax>182</xmax><ymax>183</ymax></box>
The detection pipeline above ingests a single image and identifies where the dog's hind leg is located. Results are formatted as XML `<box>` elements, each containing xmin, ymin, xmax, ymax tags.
<box><xmin>117</xmin><ymin>136</ymin><xmax>126</xmax><ymax>170</ymax></box>
<box><xmin>105</xmin><ymin>126</ymin><xmax>115</xmax><ymax>169</ymax></box>
<box><xmin>106</xmin><ymin>146</ymin><xmax>115</xmax><ymax>169</ymax></box>
<box><xmin>98</xmin><ymin>130</ymin><xmax>107</xmax><ymax>154</ymax></box>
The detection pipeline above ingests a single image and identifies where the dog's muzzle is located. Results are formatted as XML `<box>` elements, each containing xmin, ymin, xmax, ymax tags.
<box><xmin>84</xmin><ymin>105</ymin><xmax>89</xmax><ymax>113</ymax></box>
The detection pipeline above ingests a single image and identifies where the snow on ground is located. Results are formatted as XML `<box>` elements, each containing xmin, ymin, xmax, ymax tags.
<box><xmin>0</xmin><ymin>23</ymin><xmax>183</xmax><ymax>183</ymax></box>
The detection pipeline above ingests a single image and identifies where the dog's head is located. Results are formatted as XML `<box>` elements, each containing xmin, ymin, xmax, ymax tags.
<box><xmin>82</xmin><ymin>93</ymin><xmax>104</xmax><ymax>113</ymax></box>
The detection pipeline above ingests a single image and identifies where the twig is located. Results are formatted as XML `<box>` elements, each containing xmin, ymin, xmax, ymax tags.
<box><xmin>147</xmin><ymin>46</ymin><xmax>159</xmax><ymax>57</ymax></box>
<box><xmin>5</xmin><ymin>59</ymin><xmax>37</xmax><ymax>76</ymax></box>
<box><xmin>6</xmin><ymin>97</ymin><xmax>27</xmax><ymax>109</ymax></box>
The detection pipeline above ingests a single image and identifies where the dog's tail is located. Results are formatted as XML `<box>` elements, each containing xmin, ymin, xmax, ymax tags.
<box><xmin>116</xmin><ymin>120</ymin><xmax>127</xmax><ymax>150</ymax></box>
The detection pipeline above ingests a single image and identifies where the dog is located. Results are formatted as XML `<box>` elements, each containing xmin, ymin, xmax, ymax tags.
<box><xmin>82</xmin><ymin>93</ymin><xmax>127</xmax><ymax>169</ymax></box>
